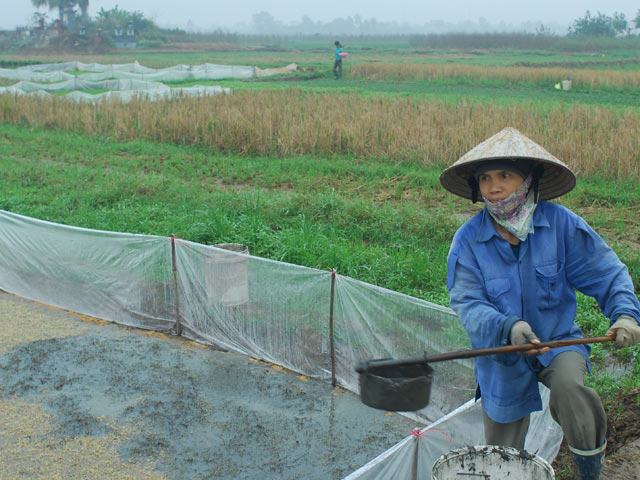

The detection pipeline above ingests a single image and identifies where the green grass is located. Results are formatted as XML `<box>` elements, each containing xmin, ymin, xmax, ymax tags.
<box><xmin>3</xmin><ymin>37</ymin><xmax>640</xmax><ymax>71</ymax></box>
<box><xmin>0</xmin><ymin>122</ymin><xmax>637</xmax><ymax>312</ymax></box>
<box><xmin>0</xmin><ymin>124</ymin><xmax>456</xmax><ymax>304</ymax></box>
<box><xmin>190</xmin><ymin>76</ymin><xmax>640</xmax><ymax>110</ymax></box>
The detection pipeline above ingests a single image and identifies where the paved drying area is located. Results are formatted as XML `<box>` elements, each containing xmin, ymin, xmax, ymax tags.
<box><xmin>0</xmin><ymin>292</ymin><xmax>419</xmax><ymax>480</ymax></box>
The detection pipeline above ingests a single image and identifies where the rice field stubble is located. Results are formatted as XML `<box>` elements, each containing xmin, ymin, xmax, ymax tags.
<box><xmin>349</xmin><ymin>61</ymin><xmax>640</xmax><ymax>91</ymax></box>
<box><xmin>0</xmin><ymin>91</ymin><xmax>639</xmax><ymax>177</ymax></box>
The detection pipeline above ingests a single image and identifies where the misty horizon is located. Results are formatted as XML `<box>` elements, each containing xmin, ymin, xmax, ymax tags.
<box><xmin>4</xmin><ymin>0</ymin><xmax>639</xmax><ymax>36</ymax></box>
<box><xmin>179</xmin><ymin>12</ymin><xmax>572</xmax><ymax>36</ymax></box>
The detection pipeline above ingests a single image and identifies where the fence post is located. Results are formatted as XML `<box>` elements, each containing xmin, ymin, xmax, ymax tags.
<box><xmin>329</xmin><ymin>268</ymin><xmax>336</xmax><ymax>386</ymax></box>
<box><xmin>410</xmin><ymin>430</ymin><xmax>421</xmax><ymax>480</ymax></box>
<box><xmin>171</xmin><ymin>235</ymin><xmax>182</xmax><ymax>336</ymax></box>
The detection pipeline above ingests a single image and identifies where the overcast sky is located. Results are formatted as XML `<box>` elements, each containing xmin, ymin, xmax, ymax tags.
<box><xmin>4</xmin><ymin>0</ymin><xmax>640</xmax><ymax>31</ymax></box>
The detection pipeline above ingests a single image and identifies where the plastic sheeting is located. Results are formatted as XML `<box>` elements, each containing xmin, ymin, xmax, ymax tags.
<box><xmin>13</xmin><ymin>61</ymin><xmax>157</xmax><ymax>73</ymax></box>
<box><xmin>345</xmin><ymin>385</ymin><xmax>562</xmax><ymax>479</ymax></box>
<box><xmin>0</xmin><ymin>209</ymin><xmax>563</xmax><ymax>478</ymax></box>
<box><xmin>9</xmin><ymin>61</ymin><xmax>255</xmax><ymax>78</ymax></box>
<box><xmin>174</xmin><ymin>238</ymin><xmax>333</xmax><ymax>375</ymax></box>
<box><xmin>0</xmin><ymin>61</ymin><xmax>299</xmax><ymax>82</ymax></box>
<box><xmin>11</xmin><ymin>78</ymin><xmax>168</xmax><ymax>92</ymax></box>
<box><xmin>0</xmin><ymin>61</ymin><xmax>298</xmax><ymax>103</ymax></box>
<box><xmin>0</xmin><ymin>69</ymin><xmax>75</xmax><ymax>82</ymax></box>
<box><xmin>0</xmin><ymin>79</ymin><xmax>231</xmax><ymax>103</ymax></box>
<box><xmin>0</xmin><ymin>83</ymin><xmax>231</xmax><ymax>103</ymax></box>
<box><xmin>333</xmin><ymin>275</ymin><xmax>477</xmax><ymax>422</ymax></box>
<box><xmin>0</xmin><ymin>210</ymin><xmax>175</xmax><ymax>330</ymax></box>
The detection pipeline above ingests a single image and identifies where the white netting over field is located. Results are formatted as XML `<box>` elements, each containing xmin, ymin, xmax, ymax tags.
<box><xmin>0</xmin><ymin>61</ymin><xmax>299</xmax><ymax>103</ymax></box>
<box><xmin>0</xmin><ymin>78</ymin><xmax>229</xmax><ymax>103</ymax></box>
<box><xmin>1</xmin><ymin>60</ymin><xmax>298</xmax><ymax>80</ymax></box>
<box><xmin>0</xmin><ymin>209</ymin><xmax>562</xmax><ymax>478</ymax></box>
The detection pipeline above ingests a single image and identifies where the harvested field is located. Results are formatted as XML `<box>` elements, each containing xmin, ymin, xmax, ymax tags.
<box><xmin>1</xmin><ymin>91</ymin><xmax>638</xmax><ymax>176</ymax></box>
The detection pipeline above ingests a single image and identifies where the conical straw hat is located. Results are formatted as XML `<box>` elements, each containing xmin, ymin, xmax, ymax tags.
<box><xmin>439</xmin><ymin>127</ymin><xmax>576</xmax><ymax>201</ymax></box>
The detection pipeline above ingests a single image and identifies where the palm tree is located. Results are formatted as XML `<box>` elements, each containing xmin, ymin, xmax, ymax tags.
<box><xmin>31</xmin><ymin>0</ymin><xmax>65</xmax><ymax>24</ymax></box>
<box><xmin>31</xmin><ymin>0</ymin><xmax>89</xmax><ymax>27</ymax></box>
<box><xmin>76</xmin><ymin>0</ymin><xmax>89</xmax><ymax>21</ymax></box>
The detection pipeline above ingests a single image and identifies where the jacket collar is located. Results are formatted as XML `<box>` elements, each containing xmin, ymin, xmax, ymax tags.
<box><xmin>476</xmin><ymin>204</ymin><xmax>550</xmax><ymax>243</ymax></box>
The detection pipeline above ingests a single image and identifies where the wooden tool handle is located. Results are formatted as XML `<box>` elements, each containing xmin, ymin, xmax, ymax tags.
<box><xmin>425</xmin><ymin>335</ymin><xmax>614</xmax><ymax>363</ymax></box>
<box><xmin>357</xmin><ymin>335</ymin><xmax>614</xmax><ymax>372</ymax></box>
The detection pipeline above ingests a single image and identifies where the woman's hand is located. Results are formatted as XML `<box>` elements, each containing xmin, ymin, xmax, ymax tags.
<box><xmin>509</xmin><ymin>321</ymin><xmax>551</xmax><ymax>356</ymax></box>
<box><xmin>607</xmin><ymin>315</ymin><xmax>640</xmax><ymax>348</ymax></box>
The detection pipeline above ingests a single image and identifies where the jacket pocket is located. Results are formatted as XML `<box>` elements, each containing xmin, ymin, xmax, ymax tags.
<box><xmin>535</xmin><ymin>262</ymin><xmax>564</xmax><ymax>310</ymax></box>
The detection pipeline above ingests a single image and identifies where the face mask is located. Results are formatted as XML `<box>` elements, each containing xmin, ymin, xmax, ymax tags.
<box><xmin>482</xmin><ymin>174</ymin><xmax>537</xmax><ymax>241</ymax></box>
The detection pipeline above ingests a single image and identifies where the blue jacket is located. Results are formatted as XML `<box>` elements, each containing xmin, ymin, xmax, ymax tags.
<box><xmin>447</xmin><ymin>202</ymin><xmax>640</xmax><ymax>423</ymax></box>
<box><xmin>335</xmin><ymin>47</ymin><xmax>343</xmax><ymax>61</ymax></box>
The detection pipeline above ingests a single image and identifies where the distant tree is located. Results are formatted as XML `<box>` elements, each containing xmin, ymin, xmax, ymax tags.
<box><xmin>76</xmin><ymin>0</ymin><xmax>89</xmax><ymax>21</ymax></box>
<box><xmin>31</xmin><ymin>0</ymin><xmax>89</xmax><ymax>27</ymax></box>
<box><xmin>611</xmin><ymin>12</ymin><xmax>629</xmax><ymax>35</ymax></box>
<box><xmin>634</xmin><ymin>9</ymin><xmax>640</xmax><ymax>30</ymax></box>
<box><xmin>299</xmin><ymin>15</ymin><xmax>315</xmax><ymax>31</ymax></box>
<box><xmin>536</xmin><ymin>24</ymin><xmax>554</xmax><ymax>36</ymax></box>
<box><xmin>95</xmin><ymin>5</ymin><xmax>155</xmax><ymax>34</ymax></box>
<box><xmin>251</xmin><ymin>11</ymin><xmax>280</xmax><ymax>34</ymax></box>
<box><xmin>327</xmin><ymin>16</ymin><xmax>357</xmax><ymax>34</ymax></box>
<box><xmin>31</xmin><ymin>0</ymin><xmax>65</xmax><ymax>24</ymax></box>
<box><xmin>569</xmin><ymin>10</ymin><xmax>627</xmax><ymax>37</ymax></box>
<box><xmin>31</xmin><ymin>11</ymin><xmax>49</xmax><ymax>28</ymax></box>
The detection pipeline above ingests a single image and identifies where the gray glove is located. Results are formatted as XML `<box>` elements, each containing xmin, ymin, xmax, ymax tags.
<box><xmin>607</xmin><ymin>315</ymin><xmax>640</xmax><ymax>349</ymax></box>
<box><xmin>509</xmin><ymin>321</ymin><xmax>548</xmax><ymax>355</ymax></box>
<box><xmin>509</xmin><ymin>321</ymin><xmax>539</xmax><ymax>346</ymax></box>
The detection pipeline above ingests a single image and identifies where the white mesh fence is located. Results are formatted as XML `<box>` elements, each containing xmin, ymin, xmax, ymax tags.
<box><xmin>0</xmin><ymin>209</ymin><xmax>562</xmax><ymax>478</ymax></box>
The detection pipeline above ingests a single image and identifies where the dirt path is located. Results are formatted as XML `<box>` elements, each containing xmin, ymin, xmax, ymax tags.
<box><xmin>0</xmin><ymin>292</ymin><xmax>420</xmax><ymax>480</ymax></box>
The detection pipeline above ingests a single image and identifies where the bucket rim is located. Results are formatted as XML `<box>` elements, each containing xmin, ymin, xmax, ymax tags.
<box><xmin>213</xmin><ymin>242</ymin><xmax>249</xmax><ymax>253</ymax></box>
<box><xmin>432</xmin><ymin>445</ymin><xmax>554</xmax><ymax>476</ymax></box>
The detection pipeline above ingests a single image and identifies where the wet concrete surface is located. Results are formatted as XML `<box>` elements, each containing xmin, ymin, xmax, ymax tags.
<box><xmin>0</xmin><ymin>292</ymin><xmax>420</xmax><ymax>479</ymax></box>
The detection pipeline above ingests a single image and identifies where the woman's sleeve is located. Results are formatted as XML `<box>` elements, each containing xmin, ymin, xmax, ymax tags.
<box><xmin>565</xmin><ymin>215</ymin><xmax>640</xmax><ymax>324</ymax></box>
<box><xmin>447</xmin><ymin>244</ymin><xmax>520</xmax><ymax>364</ymax></box>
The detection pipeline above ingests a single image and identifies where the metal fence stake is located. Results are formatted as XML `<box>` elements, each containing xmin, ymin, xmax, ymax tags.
<box><xmin>171</xmin><ymin>235</ymin><xmax>182</xmax><ymax>336</ymax></box>
<box><xmin>329</xmin><ymin>268</ymin><xmax>336</xmax><ymax>386</ymax></box>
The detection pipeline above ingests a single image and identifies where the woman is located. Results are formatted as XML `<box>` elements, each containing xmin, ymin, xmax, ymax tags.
<box><xmin>439</xmin><ymin>127</ymin><xmax>640</xmax><ymax>480</ymax></box>
<box><xmin>333</xmin><ymin>41</ymin><xmax>343</xmax><ymax>80</ymax></box>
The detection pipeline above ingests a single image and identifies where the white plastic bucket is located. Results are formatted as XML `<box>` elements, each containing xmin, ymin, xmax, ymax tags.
<box><xmin>205</xmin><ymin>243</ymin><xmax>249</xmax><ymax>306</ymax></box>
<box><xmin>561</xmin><ymin>80</ymin><xmax>572</xmax><ymax>91</ymax></box>
<box><xmin>431</xmin><ymin>445</ymin><xmax>554</xmax><ymax>479</ymax></box>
